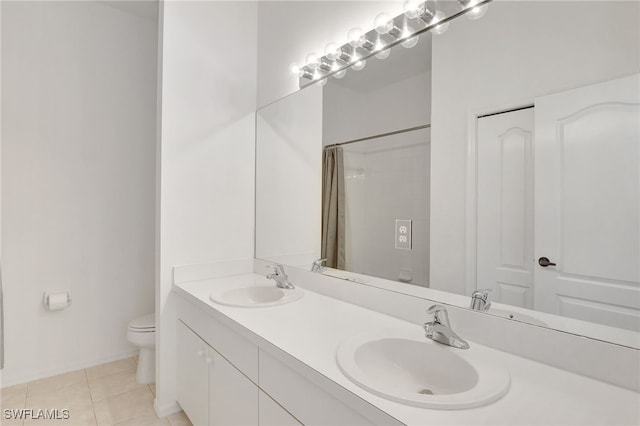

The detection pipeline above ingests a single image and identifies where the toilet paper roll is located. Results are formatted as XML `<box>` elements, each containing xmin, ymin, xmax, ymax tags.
<box><xmin>43</xmin><ymin>291</ymin><xmax>71</xmax><ymax>311</ymax></box>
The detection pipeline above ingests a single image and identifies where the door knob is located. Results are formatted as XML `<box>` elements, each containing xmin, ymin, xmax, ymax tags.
<box><xmin>538</xmin><ymin>257</ymin><xmax>557</xmax><ymax>267</ymax></box>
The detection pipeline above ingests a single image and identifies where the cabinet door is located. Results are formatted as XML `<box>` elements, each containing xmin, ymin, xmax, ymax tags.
<box><xmin>534</xmin><ymin>73</ymin><xmax>639</xmax><ymax>328</ymax></box>
<box><xmin>259</xmin><ymin>351</ymin><xmax>390</xmax><ymax>425</ymax></box>
<box><xmin>177</xmin><ymin>321</ymin><xmax>209</xmax><ymax>426</ymax></box>
<box><xmin>259</xmin><ymin>390</ymin><xmax>301</xmax><ymax>426</ymax></box>
<box><xmin>477</xmin><ymin>107</ymin><xmax>535</xmax><ymax>308</ymax></box>
<box><xmin>209</xmin><ymin>349</ymin><xmax>259</xmax><ymax>426</ymax></box>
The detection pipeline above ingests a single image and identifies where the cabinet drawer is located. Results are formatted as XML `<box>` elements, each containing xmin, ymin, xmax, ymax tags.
<box><xmin>259</xmin><ymin>390</ymin><xmax>301</xmax><ymax>426</ymax></box>
<box><xmin>259</xmin><ymin>350</ymin><xmax>399</xmax><ymax>426</ymax></box>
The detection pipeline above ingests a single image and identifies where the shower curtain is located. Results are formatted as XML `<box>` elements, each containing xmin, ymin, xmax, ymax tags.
<box><xmin>321</xmin><ymin>146</ymin><xmax>346</xmax><ymax>269</ymax></box>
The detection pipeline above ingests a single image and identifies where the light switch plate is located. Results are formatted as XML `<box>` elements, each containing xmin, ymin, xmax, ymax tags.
<box><xmin>395</xmin><ymin>219</ymin><xmax>412</xmax><ymax>250</ymax></box>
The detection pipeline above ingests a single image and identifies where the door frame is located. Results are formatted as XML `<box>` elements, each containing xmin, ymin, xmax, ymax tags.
<box><xmin>464</xmin><ymin>98</ymin><xmax>535</xmax><ymax>296</ymax></box>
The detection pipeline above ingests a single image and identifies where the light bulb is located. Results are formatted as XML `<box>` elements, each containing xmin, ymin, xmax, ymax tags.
<box><xmin>403</xmin><ymin>0</ymin><xmax>425</xmax><ymax>19</ymax></box>
<box><xmin>330</xmin><ymin>62</ymin><xmax>346</xmax><ymax>77</ymax></box>
<box><xmin>374</xmin><ymin>12</ymin><xmax>393</xmax><ymax>34</ymax></box>
<box><xmin>401</xmin><ymin>26</ymin><xmax>419</xmax><ymax>48</ymax></box>
<box><xmin>430</xmin><ymin>11</ymin><xmax>449</xmax><ymax>35</ymax></box>
<box><xmin>374</xmin><ymin>38</ymin><xmax>390</xmax><ymax>59</ymax></box>
<box><xmin>324</xmin><ymin>42</ymin><xmax>342</xmax><ymax>61</ymax></box>
<box><xmin>375</xmin><ymin>48</ymin><xmax>391</xmax><ymax>60</ymax></box>
<box><xmin>289</xmin><ymin>63</ymin><xmax>302</xmax><ymax>77</ymax></box>
<box><xmin>305</xmin><ymin>53</ymin><xmax>319</xmax><ymax>68</ymax></box>
<box><xmin>402</xmin><ymin>35</ymin><xmax>419</xmax><ymax>48</ymax></box>
<box><xmin>348</xmin><ymin>27</ymin><xmax>365</xmax><ymax>47</ymax></box>
<box><xmin>352</xmin><ymin>59</ymin><xmax>366</xmax><ymax>71</ymax></box>
<box><xmin>312</xmin><ymin>69</ymin><xmax>324</xmax><ymax>81</ymax></box>
<box><xmin>333</xmin><ymin>69</ymin><xmax>347</xmax><ymax>79</ymax></box>
<box><xmin>466</xmin><ymin>3</ymin><xmax>488</xmax><ymax>19</ymax></box>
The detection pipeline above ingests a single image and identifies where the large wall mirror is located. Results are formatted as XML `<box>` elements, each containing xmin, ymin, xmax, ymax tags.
<box><xmin>255</xmin><ymin>0</ymin><xmax>640</xmax><ymax>348</ymax></box>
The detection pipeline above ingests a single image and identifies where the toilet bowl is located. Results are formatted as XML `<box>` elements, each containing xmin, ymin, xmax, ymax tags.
<box><xmin>127</xmin><ymin>313</ymin><xmax>156</xmax><ymax>384</ymax></box>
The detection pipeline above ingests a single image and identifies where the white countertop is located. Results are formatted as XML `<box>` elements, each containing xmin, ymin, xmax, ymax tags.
<box><xmin>174</xmin><ymin>273</ymin><xmax>640</xmax><ymax>426</ymax></box>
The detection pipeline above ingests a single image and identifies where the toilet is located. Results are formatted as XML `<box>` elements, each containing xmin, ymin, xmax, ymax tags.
<box><xmin>127</xmin><ymin>313</ymin><xmax>156</xmax><ymax>384</ymax></box>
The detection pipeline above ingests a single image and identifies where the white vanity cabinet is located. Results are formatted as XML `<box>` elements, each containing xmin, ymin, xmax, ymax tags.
<box><xmin>258</xmin><ymin>349</ymin><xmax>396</xmax><ymax>426</ymax></box>
<box><xmin>175</xmin><ymin>292</ymin><xmax>399</xmax><ymax>426</ymax></box>
<box><xmin>176</xmin><ymin>320</ymin><xmax>210</xmax><ymax>426</ymax></box>
<box><xmin>208</xmin><ymin>347</ymin><xmax>259</xmax><ymax>426</ymax></box>
<box><xmin>177</xmin><ymin>320</ymin><xmax>259</xmax><ymax>426</ymax></box>
<box><xmin>259</xmin><ymin>391</ymin><xmax>302</xmax><ymax>426</ymax></box>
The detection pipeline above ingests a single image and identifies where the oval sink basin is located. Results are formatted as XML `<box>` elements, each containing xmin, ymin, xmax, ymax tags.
<box><xmin>337</xmin><ymin>332</ymin><xmax>510</xmax><ymax>409</ymax></box>
<box><xmin>210</xmin><ymin>286</ymin><xmax>303</xmax><ymax>308</ymax></box>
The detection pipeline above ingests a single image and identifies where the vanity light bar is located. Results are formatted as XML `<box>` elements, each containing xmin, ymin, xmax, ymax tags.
<box><xmin>291</xmin><ymin>0</ymin><xmax>493</xmax><ymax>88</ymax></box>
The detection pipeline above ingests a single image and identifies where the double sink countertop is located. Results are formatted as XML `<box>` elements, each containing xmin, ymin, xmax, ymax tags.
<box><xmin>173</xmin><ymin>273</ymin><xmax>639</xmax><ymax>425</ymax></box>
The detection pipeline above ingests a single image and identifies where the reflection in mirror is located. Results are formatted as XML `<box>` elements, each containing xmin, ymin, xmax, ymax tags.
<box><xmin>324</xmin><ymin>127</ymin><xmax>430</xmax><ymax>285</ymax></box>
<box><xmin>256</xmin><ymin>35</ymin><xmax>431</xmax><ymax>286</ymax></box>
<box><xmin>255</xmin><ymin>84</ymin><xmax>323</xmax><ymax>268</ymax></box>
<box><xmin>255</xmin><ymin>1</ymin><xmax>640</xmax><ymax>348</ymax></box>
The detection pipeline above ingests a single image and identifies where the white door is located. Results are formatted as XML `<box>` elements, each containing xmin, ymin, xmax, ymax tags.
<box><xmin>534</xmin><ymin>73</ymin><xmax>640</xmax><ymax>331</ymax></box>
<box><xmin>477</xmin><ymin>108</ymin><xmax>535</xmax><ymax>308</ymax></box>
<box><xmin>209</xmin><ymin>348</ymin><xmax>258</xmax><ymax>426</ymax></box>
<box><xmin>176</xmin><ymin>321</ymin><xmax>210</xmax><ymax>426</ymax></box>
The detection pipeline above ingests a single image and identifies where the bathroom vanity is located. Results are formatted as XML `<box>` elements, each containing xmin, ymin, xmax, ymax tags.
<box><xmin>172</xmin><ymin>267</ymin><xmax>639</xmax><ymax>426</ymax></box>
<box><xmin>170</xmin><ymin>2</ymin><xmax>640</xmax><ymax>424</ymax></box>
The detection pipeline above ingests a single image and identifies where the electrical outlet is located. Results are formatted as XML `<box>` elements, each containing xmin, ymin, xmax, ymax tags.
<box><xmin>395</xmin><ymin>219</ymin><xmax>412</xmax><ymax>250</ymax></box>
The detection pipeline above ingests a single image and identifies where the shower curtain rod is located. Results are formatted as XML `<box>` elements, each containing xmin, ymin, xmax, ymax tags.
<box><xmin>323</xmin><ymin>124</ymin><xmax>431</xmax><ymax>149</ymax></box>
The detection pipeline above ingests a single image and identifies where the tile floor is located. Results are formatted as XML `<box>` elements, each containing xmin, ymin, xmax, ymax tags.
<box><xmin>0</xmin><ymin>357</ymin><xmax>192</xmax><ymax>426</ymax></box>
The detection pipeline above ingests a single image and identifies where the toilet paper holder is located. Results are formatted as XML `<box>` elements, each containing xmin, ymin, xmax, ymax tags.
<box><xmin>42</xmin><ymin>291</ymin><xmax>72</xmax><ymax>311</ymax></box>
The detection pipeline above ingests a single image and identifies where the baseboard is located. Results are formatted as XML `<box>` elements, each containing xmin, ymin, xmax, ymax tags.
<box><xmin>0</xmin><ymin>349</ymin><xmax>139</xmax><ymax>389</ymax></box>
<box><xmin>154</xmin><ymin>398</ymin><xmax>182</xmax><ymax>418</ymax></box>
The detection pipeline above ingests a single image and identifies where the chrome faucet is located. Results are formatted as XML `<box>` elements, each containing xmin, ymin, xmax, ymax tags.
<box><xmin>470</xmin><ymin>289</ymin><xmax>492</xmax><ymax>312</ymax></box>
<box><xmin>311</xmin><ymin>258</ymin><xmax>327</xmax><ymax>273</ymax></box>
<box><xmin>266</xmin><ymin>264</ymin><xmax>295</xmax><ymax>290</ymax></box>
<box><xmin>423</xmin><ymin>305</ymin><xmax>469</xmax><ymax>349</ymax></box>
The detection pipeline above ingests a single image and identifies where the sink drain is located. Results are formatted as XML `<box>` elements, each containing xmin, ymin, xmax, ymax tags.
<box><xmin>418</xmin><ymin>388</ymin><xmax>434</xmax><ymax>395</ymax></box>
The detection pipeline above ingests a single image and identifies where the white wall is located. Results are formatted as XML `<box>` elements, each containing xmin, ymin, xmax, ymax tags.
<box><xmin>0</xmin><ymin>0</ymin><xmax>3</xmax><ymax>376</ymax></box>
<box><xmin>323</xmin><ymin>70</ymin><xmax>431</xmax><ymax>144</ymax></box>
<box><xmin>156</xmin><ymin>0</ymin><xmax>257</xmax><ymax>415</ymax></box>
<box><xmin>343</xmin><ymin>129</ymin><xmax>430</xmax><ymax>285</ymax></box>
<box><xmin>343</xmin><ymin>150</ymin><xmax>366</xmax><ymax>274</ymax></box>
<box><xmin>430</xmin><ymin>0</ymin><xmax>640</xmax><ymax>294</ymax></box>
<box><xmin>255</xmin><ymin>85</ymin><xmax>323</xmax><ymax>268</ymax></box>
<box><xmin>322</xmin><ymin>35</ymin><xmax>431</xmax><ymax>145</ymax></box>
<box><xmin>257</xmin><ymin>1</ymin><xmax>404</xmax><ymax>108</ymax></box>
<box><xmin>1</xmin><ymin>1</ymin><xmax>158</xmax><ymax>386</ymax></box>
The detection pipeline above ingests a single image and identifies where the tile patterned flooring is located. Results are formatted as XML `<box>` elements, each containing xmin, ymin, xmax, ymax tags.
<box><xmin>0</xmin><ymin>358</ymin><xmax>193</xmax><ymax>426</ymax></box>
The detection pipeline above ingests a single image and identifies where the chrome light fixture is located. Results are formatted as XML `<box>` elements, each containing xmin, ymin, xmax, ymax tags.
<box><xmin>458</xmin><ymin>0</ymin><xmax>489</xmax><ymax>20</ymax></box>
<box><xmin>292</xmin><ymin>0</ymin><xmax>492</xmax><ymax>87</ymax></box>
